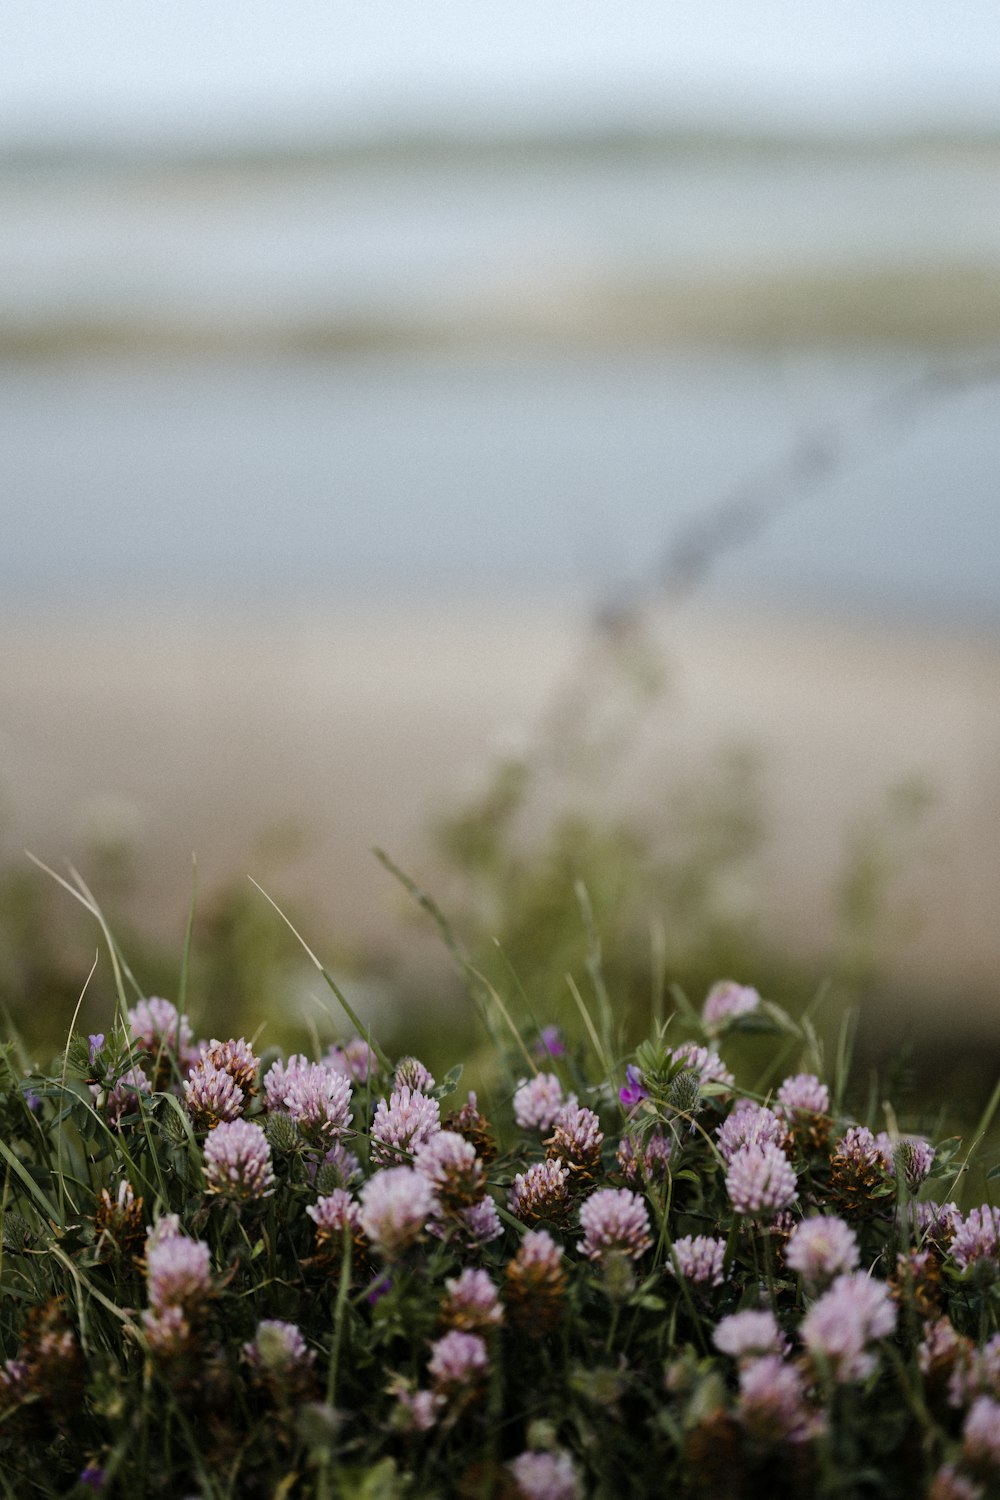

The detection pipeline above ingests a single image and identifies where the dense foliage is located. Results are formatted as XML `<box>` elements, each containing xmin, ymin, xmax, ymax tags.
<box><xmin>1</xmin><ymin>888</ymin><xmax>998</xmax><ymax>1499</ymax></box>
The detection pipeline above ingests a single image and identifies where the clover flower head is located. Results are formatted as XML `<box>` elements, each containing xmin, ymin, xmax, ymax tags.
<box><xmin>717</xmin><ymin>1101</ymin><xmax>785</xmax><ymax>1163</ymax></box>
<box><xmin>577</xmin><ymin>1188</ymin><xmax>652</xmax><ymax>1264</ymax></box>
<box><xmin>244</xmin><ymin>1320</ymin><xmax>315</xmax><ymax>1376</ymax></box>
<box><xmin>142</xmin><ymin>1302</ymin><xmax>192</xmax><ymax>1359</ymax></box>
<box><xmin>670</xmin><ymin>1234</ymin><xmax>727</xmax><ymax>1288</ymax></box>
<box><xmin>307</xmin><ymin>1189</ymin><xmax>362</xmax><ymax>1247</ymax></box>
<box><xmin>442</xmin><ymin>1268</ymin><xmax>504</xmax><ymax>1333</ymax></box>
<box><xmin>886</xmin><ymin>1135</ymin><xmax>936</xmax><ymax>1191</ymax></box>
<box><xmin>359</xmin><ymin>1167</ymin><xmax>437</xmax><ymax>1257</ymax></box>
<box><xmin>951</xmin><ymin>1205</ymin><xmax>1000</xmax><ymax>1274</ymax></box>
<box><xmin>703</xmin><ymin>980</ymin><xmax>760</xmax><ymax>1028</ymax></box>
<box><xmin>394</xmin><ymin>1056</ymin><xmax>436</xmax><ymax>1094</ymax></box>
<box><xmin>514</xmin><ymin>1073</ymin><xmax>570</xmax><ymax>1133</ymax></box>
<box><xmin>963</xmin><ymin>1395</ymin><xmax>1000</xmax><ymax>1469</ymax></box>
<box><xmin>452</xmin><ymin>1195</ymin><xmax>504</xmax><ymax>1250</ymax></box>
<box><xmin>509</xmin><ymin>1449</ymin><xmax>581</xmax><ymax>1500</ymax></box>
<box><xmin>927</xmin><ymin>1464</ymin><xmax>986</xmax><ymax>1500</ymax></box>
<box><xmin>427</xmin><ymin>1330</ymin><xmax>489</xmax><ymax>1394</ymax></box>
<box><xmin>390</xmin><ymin>1381</ymin><xmax>443</xmax><ymax>1432</ymax></box>
<box><xmin>509</xmin><ymin>1159</ymin><xmax>571</xmax><ymax>1225</ymax></box>
<box><xmin>312</xmin><ymin>1141</ymin><xmax>362</xmax><ymax>1192</ymax></box>
<box><xmin>725</xmin><ymin>1143</ymin><xmax>798</xmax><ymax>1218</ymax></box>
<box><xmin>738</xmin><ymin>1355</ymin><xmax>817</xmax><ymax>1445</ymax></box>
<box><xmin>785</xmin><ymin>1215</ymin><xmax>860</xmax><ymax>1290</ymax></box>
<box><xmin>128</xmin><ymin>996</ymin><xmax>193</xmax><ymax>1058</ymax></box>
<box><xmin>918</xmin><ymin>1201</ymin><xmax>962</xmax><ymax>1244</ymax></box>
<box><xmin>146</xmin><ymin>1232</ymin><xmax>212</xmax><ymax>1314</ymax></box>
<box><xmin>414</xmin><ymin>1130</ymin><xmax>484</xmax><ymax>1207</ymax></box>
<box><xmin>800</xmin><ymin>1271</ymin><xmax>897</xmax><ymax>1383</ymax></box>
<box><xmin>264</xmin><ymin>1056</ymin><xmax>353</xmax><ymax>1147</ymax></box>
<box><xmin>776</xmin><ymin>1073</ymin><xmax>830</xmax><ymax>1117</ymax></box>
<box><xmin>198</xmin><ymin>1036</ymin><xmax>259</xmax><ymax>1097</ymax></box>
<box><xmin>836</xmin><ymin>1124</ymin><xmax>893</xmax><ymax>1172</ymax></box>
<box><xmin>184</xmin><ymin>1060</ymin><xmax>245</xmax><ymax>1128</ymax></box>
<box><xmin>203</xmin><ymin>1118</ymin><xmax>275</xmax><ymax>1202</ymax></box>
<box><xmin>616</xmin><ymin>1129</ymin><xmax>672</xmax><ymax>1187</ymax></box>
<box><xmin>370</xmin><ymin>1086</ymin><xmax>441</xmax><ymax>1166</ymax></box>
<box><xmin>669</xmin><ymin>1042</ymin><xmax>734</xmax><ymax>1092</ymax></box>
<box><xmin>326</xmin><ymin>1038</ymin><xmax>379</xmax><ymax>1084</ymax></box>
<box><xmin>547</xmin><ymin>1103</ymin><xmax>604</xmax><ymax>1174</ymax></box>
<box><xmin>97</xmin><ymin>1064</ymin><xmax>152</xmax><ymax>1129</ymax></box>
<box><xmin>713</xmin><ymin>1308</ymin><xmax>788</xmax><ymax>1362</ymax></box>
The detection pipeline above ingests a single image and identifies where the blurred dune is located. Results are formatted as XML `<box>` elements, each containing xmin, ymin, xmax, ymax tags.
<box><xmin>2</xmin><ymin>598</ymin><xmax>997</xmax><ymax>1027</ymax></box>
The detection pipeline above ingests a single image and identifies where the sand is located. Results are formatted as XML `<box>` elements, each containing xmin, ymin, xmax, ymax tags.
<box><xmin>2</xmin><ymin>594</ymin><xmax>998</xmax><ymax>1022</ymax></box>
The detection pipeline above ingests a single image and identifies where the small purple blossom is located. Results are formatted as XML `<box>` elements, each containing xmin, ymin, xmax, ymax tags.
<box><xmin>452</xmin><ymin>1195</ymin><xmax>504</xmax><ymax>1249</ymax></box>
<box><xmin>394</xmin><ymin>1056</ymin><xmax>436</xmax><ymax>1094</ymax></box>
<box><xmin>264</xmin><ymin>1055</ymin><xmax>353</xmax><ymax>1147</ymax></box>
<box><xmin>513</xmin><ymin>1073</ymin><xmax>571</xmax><ymax>1133</ymax></box>
<box><xmin>79</xmin><ymin>1468</ymin><xmax>106</xmax><ymax>1491</ymax></box>
<box><xmin>713</xmin><ymin>1309</ymin><xmax>788</xmax><ymax>1362</ymax></box>
<box><xmin>725</xmin><ymin>1144</ymin><xmax>798</xmax><ymax>1218</ymax></box>
<box><xmin>184</xmin><ymin>1060</ymin><xmax>245</xmax><ymax>1127</ymax></box>
<box><xmin>669</xmin><ymin>1234</ymin><xmax>727</xmax><ymax>1289</ymax></box>
<box><xmin>800</xmin><ymin>1271</ymin><xmax>897</xmax><ymax>1383</ymax></box>
<box><xmin>359</xmin><ymin>1167</ymin><xmax>437</xmax><ymax>1257</ymax></box>
<box><xmin>703</xmin><ymin>980</ymin><xmax>760</xmax><ymax>1028</ymax></box>
<box><xmin>918</xmin><ymin>1201</ymin><xmax>962</xmax><ymax>1243</ymax></box>
<box><xmin>87</xmin><ymin>1033</ymin><xmax>105</xmax><ymax>1065</ymax></box>
<box><xmin>785</xmin><ymin>1215</ymin><xmax>860</xmax><ymax>1291</ymax></box>
<box><xmin>616</xmin><ymin>1130</ymin><xmax>672</xmax><ymax>1187</ymax></box>
<box><xmin>577</xmin><ymin>1188</ymin><xmax>652</xmax><ymax>1264</ymax></box>
<box><xmin>389</xmin><ymin>1380</ymin><xmax>443</xmax><ymax>1432</ymax></box>
<box><xmin>307</xmin><ymin>1189</ymin><xmax>362</xmax><ymax>1244</ymax></box>
<box><xmin>619</xmin><ymin>1064</ymin><xmax>649</xmax><ymax>1108</ymax></box>
<box><xmin>535</xmin><ymin>1025</ymin><xmax>567</xmax><ymax>1060</ymax></box>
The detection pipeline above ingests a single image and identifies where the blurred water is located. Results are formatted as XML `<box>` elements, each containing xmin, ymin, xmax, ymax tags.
<box><xmin>3</xmin><ymin>348</ymin><xmax>999</xmax><ymax>623</ymax></box>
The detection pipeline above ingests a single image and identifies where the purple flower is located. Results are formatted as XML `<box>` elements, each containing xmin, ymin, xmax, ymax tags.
<box><xmin>203</xmin><ymin>1118</ymin><xmax>275</xmax><ymax>1202</ymax></box>
<box><xmin>535</xmin><ymin>1025</ymin><xmax>567</xmax><ymax>1060</ymax></box>
<box><xmin>359</xmin><ymin>1167</ymin><xmax>437</xmax><ymax>1257</ymax></box>
<box><xmin>577</xmin><ymin>1188</ymin><xmax>652</xmax><ymax>1264</ymax></box>
<box><xmin>800</xmin><ymin>1271</ymin><xmax>897</xmax><ymax>1383</ymax></box>
<box><xmin>127</xmin><ymin>996</ymin><xmax>197</xmax><ymax>1072</ymax></box>
<box><xmin>509</xmin><ymin>1450</ymin><xmax>581</xmax><ymax>1500</ymax></box>
<box><xmin>702</xmin><ymin>980</ymin><xmax>760</xmax><ymax>1028</ymax></box>
<box><xmin>834</xmin><ymin>1124</ymin><xmax>893</xmax><ymax>1174</ymax></box>
<box><xmin>427</xmin><ymin>1330</ymin><xmax>489</xmax><ymax>1394</ymax></box>
<box><xmin>725</xmin><ymin>1144</ymin><xmax>798</xmax><ymax>1218</ymax></box>
<box><xmin>785</xmin><ymin>1215</ymin><xmax>860</xmax><ymax>1291</ymax></box>
<box><xmin>547</xmin><ymin>1103</ymin><xmax>604</xmax><ymax>1172</ymax></box>
<box><xmin>87</xmin><ymin>1033</ymin><xmax>105</xmax><ymax>1065</ymax></box>
<box><xmin>669</xmin><ymin>1042</ymin><xmax>734</xmax><ymax>1093</ymax></box>
<box><xmin>370</xmin><ymin>1086</ymin><xmax>441</xmax><ymax>1166</ymax></box>
<box><xmin>713</xmin><ymin>1309</ymin><xmax>788</xmax><ymax>1362</ymax></box>
<box><xmin>325</xmin><ymin>1037</ymin><xmax>379</xmax><ymax>1084</ymax></box>
<box><xmin>79</xmin><ymin>1468</ymin><xmax>106</xmax><ymax>1491</ymax></box>
<box><xmin>514</xmin><ymin>1073</ymin><xmax>571</xmax><ymax>1133</ymax></box>
<box><xmin>619</xmin><ymin>1064</ymin><xmax>649</xmax><ymax>1109</ymax></box>
<box><xmin>887</xmin><ymin>1135</ymin><xmax>936</xmax><ymax>1191</ymax></box>
<box><xmin>389</xmin><ymin>1380</ymin><xmax>443</xmax><ymax>1432</ymax></box>
<box><xmin>451</xmin><ymin>1195</ymin><xmax>504</xmax><ymax>1250</ymax></box>
<box><xmin>918</xmin><ymin>1201</ymin><xmax>962</xmax><ymax>1243</ymax></box>
<box><xmin>23</xmin><ymin>1087</ymin><xmax>41</xmax><ymax>1115</ymax></box>
<box><xmin>669</xmin><ymin>1234</ymin><xmax>727</xmax><ymax>1289</ymax></box>
<box><xmin>927</xmin><ymin>1463</ymin><xmax>987</xmax><ymax>1500</ymax></box>
<box><xmin>394</xmin><ymin>1056</ymin><xmax>436</xmax><ymax>1094</ymax></box>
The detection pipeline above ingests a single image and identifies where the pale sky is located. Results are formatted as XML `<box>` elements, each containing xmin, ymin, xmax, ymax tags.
<box><xmin>3</xmin><ymin>1</ymin><xmax>1000</xmax><ymax>143</ymax></box>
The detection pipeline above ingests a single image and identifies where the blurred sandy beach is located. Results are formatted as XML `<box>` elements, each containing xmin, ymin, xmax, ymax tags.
<box><xmin>3</xmin><ymin>598</ymin><xmax>997</xmax><ymax>1026</ymax></box>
